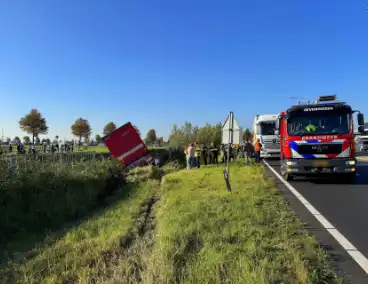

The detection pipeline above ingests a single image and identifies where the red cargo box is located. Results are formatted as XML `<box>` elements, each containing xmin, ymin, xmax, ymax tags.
<box><xmin>103</xmin><ymin>122</ymin><xmax>149</xmax><ymax>166</ymax></box>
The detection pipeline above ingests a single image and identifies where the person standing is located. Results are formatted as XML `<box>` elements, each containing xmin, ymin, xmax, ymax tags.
<box><xmin>184</xmin><ymin>144</ymin><xmax>190</xmax><ymax>169</ymax></box>
<box><xmin>195</xmin><ymin>143</ymin><xmax>201</xmax><ymax>168</ymax></box>
<box><xmin>213</xmin><ymin>144</ymin><xmax>219</xmax><ymax>164</ymax></box>
<box><xmin>189</xmin><ymin>143</ymin><xmax>196</xmax><ymax>168</ymax></box>
<box><xmin>208</xmin><ymin>143</ymin><xmax>214</xmax><ymax>164</ymax></box>
<box><xmin>254</xmin><ymin>139</ymin><xmax>262</xmax><ymax>163</ymax></box>
<box><xmin>185</xmin><ymin>143</ymin><xmax>196</xmax><ymax>169</ymax></box>
<box><xmin>201</xmin><ymin>144</ymin><xmax>208</xmax><ymax>166</ymax></box>
<box><xmin>221</xmin><ymin>144</ymin><xmax>227</xmax><ymax>163</ymax></box>
<box><xmin>244</xmin><ymin>140</ymin><xmax>253</xmax><ymax>164</ymax></box>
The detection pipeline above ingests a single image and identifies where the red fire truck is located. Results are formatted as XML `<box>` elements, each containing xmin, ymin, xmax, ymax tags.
<box><xmin>103</xmin><ymin>122</ymin><xmax>153</xmax><ymax>170</ymax></box>
<box><xmin>275</xmin><ymin>95</ymin><xmax>365</xmax><ymax>182</ymax></box>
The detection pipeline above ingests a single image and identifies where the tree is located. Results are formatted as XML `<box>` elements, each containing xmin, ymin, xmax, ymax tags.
<box><xmin>103</xmin><ymin>122</ymin><xmax>117</xmax><ymax>136</ymax></box>
<box><xmin>23</xmin><ymin>136</ymin><xmax>30</xmax><ymax>143</ymax></box>
<box><xmin>13</xmin><ymin>136</ymin><xmax>20</xmax><ymax>143</ymax></box>
<box><xmin>157</xmin><ymin>136</ymin><xmax>164</xmax><ymax>146</ymax></box>
<box><xmin>242</xmin><ymin>128</ymin><xmax>253</xmax><ymax>142</ymax></box>
<box><xmin>145</xmin><ymin>129</ymin><xmax>157</xmax><ymax>144</ymax></box>
<box><xmin>35</xmin><ymin>137</ymin><xmax>41</xmax><ymax>145</ymax></box>
<box><xmin>6</xmin><ymin>137</ymin><xmax>11</xmax><ymax>143</ymax></box>
<box><xmin>71</xmin><ymin>118</ymin><xmax>91</xmax><ymax>145</ymax></box>
<box><xmin>95</xmin><ymin>134</ymin><xmax>102</xmax><ymax>143</ymax></box>
<box><xmin>55</xmin><ymin>135</ymin><xmax>59</xmax><ymax>142</ymax></box>
<box><xmin>168</xmin><ymin>121</ymin><xmax>221</xmax><ymax>148</ymax></box>
<box><xmin>19</xmin><ymin>108</ymin><xmax>48</xmax><ymax>145</ymax></box>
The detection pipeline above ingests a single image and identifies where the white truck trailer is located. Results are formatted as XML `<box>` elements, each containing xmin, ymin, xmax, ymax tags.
<box><xmin>252</xmin><ymin>114</ymin><xmax>280</xmax><ymax>158</ymax></box>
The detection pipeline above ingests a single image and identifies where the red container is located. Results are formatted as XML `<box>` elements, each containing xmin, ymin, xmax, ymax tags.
<box><xmin>103</xmin><ymin>122</ymin><xmax>149</xmax><ymax>166</ymax></box>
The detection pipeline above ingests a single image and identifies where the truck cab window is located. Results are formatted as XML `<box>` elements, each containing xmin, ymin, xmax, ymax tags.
<box><xmin>287</xmin><ymin>113</ymin><xmax>350</xmax><ymax>135</ymax></box>
<box><xmin>258</xmin><ymin>122</ymin><xmax>276</xmax><ymax>135</ymax></box>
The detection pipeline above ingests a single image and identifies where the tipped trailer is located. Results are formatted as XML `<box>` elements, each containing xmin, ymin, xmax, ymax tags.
<box><xmin>103</xmin><ymin>122</ymin><xmax>153</xmax><ymax>170</ymax></box>
<box><xmin>275</xmin><ymin>95</ymin><xmax>365</xmax><ymax>183</ymax></box>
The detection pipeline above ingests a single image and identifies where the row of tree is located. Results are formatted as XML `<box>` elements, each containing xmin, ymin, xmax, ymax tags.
<box><xmin>7</xmin><ymin>108</ymin><xmax>165</xmax><ymax>145</ymax></box>
<box><xmin>167</xmin><ymin>121</ymin><xmax>253</xmax><ymax>148</ymax></box>
<box><xmin>9</xmin><ymin>108</ymin><xmax>253</xmax><ymax>146</ymax></box>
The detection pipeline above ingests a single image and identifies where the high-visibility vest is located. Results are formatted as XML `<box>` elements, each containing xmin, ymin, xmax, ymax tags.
<box><xmin>254</xmin><ymin>142</ymin><xmax>262</xmax><ymax>152</ymax></box>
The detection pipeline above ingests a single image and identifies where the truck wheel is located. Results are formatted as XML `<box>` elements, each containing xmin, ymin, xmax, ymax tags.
<box><xmin>344</xmin><ymin>173</ymin><xmax>356</xmax><ymax>184</ymax></box>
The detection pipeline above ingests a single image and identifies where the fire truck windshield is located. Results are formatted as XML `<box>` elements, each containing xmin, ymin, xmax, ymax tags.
<box><xmin>257</xmin><ymin>121</ymin><xmax>276</xmax><ymax>135</ymax></box>
<box><xmin>287</xmin><ymin>112</ymin><xmax>351</xmax><ymax>136</ymax></box>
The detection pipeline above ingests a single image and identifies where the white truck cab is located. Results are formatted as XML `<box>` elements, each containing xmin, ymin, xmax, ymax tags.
<box><xmin>359</xmin><ymin>136</ymin><xmax>368</xmax><ymax>151</ymax></box>
<box><xmin>253</xmin><ymin>114</ymin><xmax>280</xmax><ymax>158</ymax></box>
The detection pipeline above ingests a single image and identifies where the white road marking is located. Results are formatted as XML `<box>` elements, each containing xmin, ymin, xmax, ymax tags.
<box><xmin>263</xmin><ymin>160</ymin><xmax>368</xmax><ymax>275</ymax></box>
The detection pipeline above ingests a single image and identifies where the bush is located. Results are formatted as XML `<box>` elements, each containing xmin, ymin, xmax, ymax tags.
<box><xmin>0</xmin><ymin>159</ymin><xmax>122</xmax><ymax>246</ymax></box>
<box><xmin>153</xmin><ymin>147</ymin><xmax>186</xmax><ymax>168</ymax></box>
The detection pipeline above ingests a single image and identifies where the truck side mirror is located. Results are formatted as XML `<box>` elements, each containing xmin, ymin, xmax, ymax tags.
<box><xmin>357</xmin><ymin>113</ymin><xmax>365</xmax><ymax>126</ymax></box>
<box><xmin>358</xmin><ymin>126</ymin><xmax>365</xmax><ymax>134</ymax></box>
<box><xmin>275</xmin><ymin>119</ymin><xmax>280</xmax><ymax>130</ymax></box>
<box><xmin>274</xmin><ymin>130</ymin><xmax>279</xmax><ymax>135</ymax></box>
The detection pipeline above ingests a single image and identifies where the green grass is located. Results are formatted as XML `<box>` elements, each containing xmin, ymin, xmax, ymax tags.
<box><xmin>141</xmin><ymin>163</ymin><xmax>339</xmax><ymax>284</ymax></box>
<box><xmin>0</xmin><ymin>159</ymin><xmax>124</xmax><ymax>258</ymax></box>
<box><xmin>0</xmin><ymin>162</ymin><xmax>339</xmax><ymax>284</ymax></box>
<box><xmin>0</xmin><ymin>168</ymin><xmax>162</xmax><ymax>284</ymax></box>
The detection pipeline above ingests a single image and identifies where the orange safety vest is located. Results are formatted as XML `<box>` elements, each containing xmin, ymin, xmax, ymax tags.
<box><xmin>254</xmin><ymin>141</ymin><xmax>262</xmax><ymax>152</ymax></box>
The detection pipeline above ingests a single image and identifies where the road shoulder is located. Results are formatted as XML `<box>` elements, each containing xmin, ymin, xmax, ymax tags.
<box><xmin>263</xmin><ymin>162</ymin><xmax>368</xmax><ymax>284</ymax></box>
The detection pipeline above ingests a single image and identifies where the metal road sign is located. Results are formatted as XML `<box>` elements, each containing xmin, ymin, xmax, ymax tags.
<box><xmin>222</xmin><ymin>112</ymin><xmax>241</xmax><ymax>145</ymax></box>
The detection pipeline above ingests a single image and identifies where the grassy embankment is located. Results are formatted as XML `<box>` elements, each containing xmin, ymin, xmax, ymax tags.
<box><xmin>1</xmin><ymin>161</ymin><xmax>339</xmax><ymax>284</ymax></box>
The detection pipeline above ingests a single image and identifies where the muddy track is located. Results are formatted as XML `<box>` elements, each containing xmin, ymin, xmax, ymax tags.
<box><xmin>89</xmin><ymin>195</ymin><xmax>160</xmax><ymax>283</ymax></box>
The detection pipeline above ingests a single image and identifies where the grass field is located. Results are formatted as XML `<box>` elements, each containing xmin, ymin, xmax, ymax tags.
<box><xmin>0</xmin><ymin>162</ymin><xmax>339</xmax><ymax>284</ymax></box>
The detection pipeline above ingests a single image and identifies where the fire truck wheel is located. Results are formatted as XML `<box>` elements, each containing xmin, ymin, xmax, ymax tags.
<box><xmin>344</xmin><ymin>173</ymin><xmax>356</xmax><ymax>184</ymax></box>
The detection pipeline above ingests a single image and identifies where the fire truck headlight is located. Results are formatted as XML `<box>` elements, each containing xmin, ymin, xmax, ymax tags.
<box><xmin>286</xmin><ymin>161</ymin><xmax>297</xmax><ymax>166</ymax></box>
<box><xmin>345</xmin><ymin>160</ymin><xmax>356</xmax><ymax>166</ymax></box>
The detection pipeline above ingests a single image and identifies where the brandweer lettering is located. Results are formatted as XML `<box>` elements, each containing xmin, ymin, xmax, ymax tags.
<box><xmin>304</xmin><ymin>107</ymin><xmax>334</xmax><ymax>111</ymax></box>
<box><xmin>302</xmin><ymin>135</ymin><xmax>338</xmax><ymax>140</ymax></box>
<box><xmin>303</xmin><ymin>107</ymin><xmax>334</xmax><ymax>111</ymax></box>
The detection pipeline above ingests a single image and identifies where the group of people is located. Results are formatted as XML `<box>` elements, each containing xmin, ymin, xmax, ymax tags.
<box><xmin>184</xmin><ymin>139</ymin><xmax>263</xmax><ymax>169</ymax></box>
<box><xmin>7</xmin><ymin>143</ymin><xmax>28</xmax><ymax>154</ymax></box>
<box><xmin>240</xmin><ymin>139</ymin><xmax>263</xmax><ymax>164</ymax></box>
<box><xmin>184</xmin><ymin>143</ymin><xmax>220</xmax><ymax>169</ymax></box>
<box><xmin>0</xmin><ymin>142</ymin><xmax>75</xmax><ymax>156</ymax></box>
<box><xmin>41</xmin><ymin>143</ymin><xmax>74</xmax><ymax>153</ymax></box>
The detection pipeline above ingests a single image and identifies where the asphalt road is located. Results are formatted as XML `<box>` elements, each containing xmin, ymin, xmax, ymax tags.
<box><xmin>265</xmin><ymin>153</ymin><xmax>368</xmax><ymax>281</ymax></box>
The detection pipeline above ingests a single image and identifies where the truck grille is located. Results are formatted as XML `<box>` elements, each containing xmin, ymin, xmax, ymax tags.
<box><xmin>297</xmin><ymin>144</ymin><xmax>342</xmax><ymax>155</ymax></box>
<box><xmin>264</xmin><ymin>142</ymin><xmax>280</xmax><ymax>150</ymax></box>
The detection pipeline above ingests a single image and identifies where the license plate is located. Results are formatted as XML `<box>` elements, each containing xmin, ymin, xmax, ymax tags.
<box><xmin>313</xmin><ymin>160</ymin><xmax>329</xmax><ymax>167</ymax></box>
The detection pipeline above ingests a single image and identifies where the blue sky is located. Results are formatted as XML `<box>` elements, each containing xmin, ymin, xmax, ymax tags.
<box><xmin>1</xmin><ymin>0</ymin><xmax>367</xmax><ymax>140</ymax></box>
